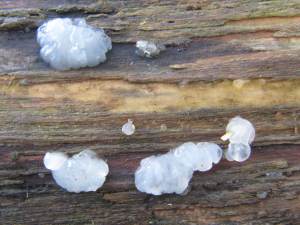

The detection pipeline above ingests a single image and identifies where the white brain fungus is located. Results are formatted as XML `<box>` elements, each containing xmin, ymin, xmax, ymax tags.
<box><xmin>135</xmin><ymin>142</ymin><xmax>223</xmax><ymax>195</ymax></box>
<box><xmin>44</xmin><ymin>150</ymin><xmax>109</xmax><ymax>193</ymax></box>
<box><xmin>37</xmin><ymin>18</ymin><xmax>112</xmax><ymax>70</ymax></box>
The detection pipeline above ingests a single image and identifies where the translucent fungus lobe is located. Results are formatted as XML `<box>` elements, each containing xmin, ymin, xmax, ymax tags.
<box><xmin>197</xmin><ymin>142</ymin><xmax>223</xmax><ymax>164</ymax></box>
<box><xmin>135</xmin><ymin>153</ymin><xmax>193</xmax><ymax>195</ymax></box>
<box><xmin>135</xmin><ymin>142</ymin><xmax>223</xmax><ymax>195</ymax></box>
<box><xmin>135</xmin><ymin>40</ymin><xmax>164</xmax><ymax>58</ymax></box>
<box><xmin>222</xmin><ymin>116</ymin><xmax>255</xmax><ymax>145</ymax></box>
<box><xmin>227</xmin><ymin>143</ymin><xmax>251</xmax><ymax>162</ymax></box>
<box><xmin>122</xmin><ymin>119</ymin><xmax>135</xmax><ymax>135</ymax></box>
<box><xmin>37</xmin><ymin>18</ymin><xmax>112</xmax><ymax>70</ymax></box>
<box><xmin>44</xmin><ymin>152</ymin><xmax>68</xmax><ymax>171</ymax></box>
<box><xmin>221</xmin><ymin>116</ymin><xmax>255</xmax><ymax>162</ymax></box>
<box><xmin>44</xmin><ymin>150</ymin><xmax>109</xmax><ymax>193</ymax></box>
<box><xmin>174</xmin><ymin>142</ymin><xmax>212</xmax><ymax>172</ymax></box>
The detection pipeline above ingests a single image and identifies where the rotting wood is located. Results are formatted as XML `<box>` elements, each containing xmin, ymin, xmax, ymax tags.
<box><xmin>0</xmin><ymin>0</ymin><xmax>300</xmax><ymax>225</ymax></box>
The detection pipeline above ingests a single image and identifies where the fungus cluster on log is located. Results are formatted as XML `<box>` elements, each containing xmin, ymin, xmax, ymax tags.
<box><xmin>3</xmin><ymin>2</ymin><xmax>298</xmax><ymax>223</ymax></box>
<box><xmin>44</xmin><ymin>150</ymin><xmax>109</xmax><ymax>193</ymax></box>
<box><xmin>44</xmin><ymin>117</ymin><xmax>255</xmax><ymax>195</ymax></box>
<box><xmin>37</xmin><ymin>18</ymin><xmax>112</xmax><ymax>70</ymax></box>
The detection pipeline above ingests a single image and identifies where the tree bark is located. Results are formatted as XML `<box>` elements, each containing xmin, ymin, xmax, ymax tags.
<box><xmin>0</xmin><ymin>0</ymin><xmax>300</xmax><ymax>224</ymax></box>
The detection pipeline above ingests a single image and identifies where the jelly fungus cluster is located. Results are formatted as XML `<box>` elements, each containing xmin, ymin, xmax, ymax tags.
<box><xmin>44</xmin><ymin>150</ymin><xmax>109</xmax><ymax>193</ymax></box>
<box><xmin>135</xmin><ymin>142</ymin><xmax>222</xmax><ymax>195</ymax></box>
<box><xmin>37</xmin><ymin>18</ymin><xmax>112</xmax><ymax>70</ymax></box>
<box><xmin>221</xmin><ymin>116</ymin><xmax>255</xmax><ymax>162</ymax></box>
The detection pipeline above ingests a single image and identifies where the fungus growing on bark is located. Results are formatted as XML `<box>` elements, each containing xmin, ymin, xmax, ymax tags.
<box><xmin>122</xmin><ymin>119</ymin><xmax>135</xmax><ymax>135</ymax></box>
<box><xmin>135</xmin><ymin>40</ymin><xmax>165</xmax><ymax>58</ymax></box>
<box><xmin>37</xmin><ymin>18</ymin><xmax>112</xmax><ymax>70</ymax></box>
<box><xmin>44</xmin><ymin>150</ymin><xmax>109</xmax><ymax>193</ymax></box>
<box><xmin>221</xmin><ymin>116</ymin><xmax>255</xmax><ymax>162</ymax></box>
<box><xmin>135</xmin><ymin>142</ymin><xmax>223</xmax><ymax>195</ymax></box>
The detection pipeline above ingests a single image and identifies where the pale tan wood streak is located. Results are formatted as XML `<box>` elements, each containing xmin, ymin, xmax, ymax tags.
<box><xmin>0</xmin><ymin>78</ymin><xmax>299</xmax><ymax>113</ymax></box>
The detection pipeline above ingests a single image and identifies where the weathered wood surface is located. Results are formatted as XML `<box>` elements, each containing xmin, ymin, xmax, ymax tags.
<box><xmin>0</xmin><ymin>0</ymin><xmax>300</xmax><ymax>224</ymax></box>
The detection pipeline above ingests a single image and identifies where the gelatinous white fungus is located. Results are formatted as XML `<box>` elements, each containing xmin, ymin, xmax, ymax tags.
<box><xmin>227</xmin><ymin>143</ymin><xmax>251</xmax><ymax>162</ymax></box>
<box><xmin>136</xmin><ymin>40</ymin><xmax>165</xmax><ymax>58</ymax></box>
<box><xmin>221</xmin><ymin>116</ymin><xmax>255</xmax><ymax>145</ymax></box>
<box><xmin>173</xmin><ymin>142</ymin><xmax>211</xmax><ymax>172</ymax></box>
<box><xmin>37</xmin><ymin>18</ymin><xmax>112</xmax><ymax>70</ymax></box>
<box><xmin>43</xmin><ymin>150</ymin><xmax>109</xmax><ymax>193</ymax></box>
<box><xmin>197</xmin><ymin>142</ymin><xmax>223</xmax><ymax>165</ymax></box>
<box><xmin>135</xmin><ymin>153</ymin><xmax>193</xmax><ymax>195</ymax></box>
<box><xmin>122</xmin><ymin>119</ymin><xmax>135</xmax><ymax>135</ymax></box>
<box><xmin>44</xmin><ymin>152</ymin><xmax>68</xmax><ymax>171</ymax></box>
<box><xmin>135</xmin><ymin>142</ymin><xmax>223</xmax><ymax>195</ymax></box>
<box><xmin>224</xmin><ymin>149</ymin><xmax>234</xmax><ymax>161</ymax></box>
<box><xmin>221</xmin><ymin>116</ymin><xmax>255</xmax><ymax>162</ymax></box>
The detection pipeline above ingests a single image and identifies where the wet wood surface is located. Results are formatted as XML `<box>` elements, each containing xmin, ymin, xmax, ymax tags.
<box><xmin>0</xmin><ymin>0</ymin><xmax>300</xmax><ymax>224</ymax></box>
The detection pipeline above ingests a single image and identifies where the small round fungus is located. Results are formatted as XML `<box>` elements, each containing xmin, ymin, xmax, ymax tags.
<box><xmin>221</xmin><ymin>116</ymin><xmax>255</xmax><ymax>162</ymax></box>
<box><xmin>136</xmin><ymin>40</ymin><xmax>164</xmax><ymax>58</ymax></box>
<box><xmin>227</xmin><ymin>143</ymin><xmax>251</xmax><ymax>162</ymax></box>
<box><xmin>37</xmin><ymin>18</ymin><xmax>112</xmax><ymax>70</ymax></box>
<box><xmin>43</xmin><ymin>152</ymin><xmax>68</xmax><ymax>170</ymax></box>
<box><xmin>221</xmin><ymin>116</ymin><xmax>255</xmax><ymax>145</ymax></box>
<box><xmin>122</xmin><ymin>119</ymin><xmax>135</xmax><ymax>135</ymax></box>
<box><xmin>135</xmin><ymin>141</ymin><xmax>223</xmax><ymax>195</ymax></box>
<box><xmin>43</xmin><ymin>149</ymin><xmax>109</xmax><ymax>193</ymax></box>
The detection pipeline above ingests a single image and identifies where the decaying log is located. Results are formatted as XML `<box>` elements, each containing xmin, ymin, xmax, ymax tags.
<box><xmin>0</xmin><ymin>0</ymin><xmax>300</xmax><ymax>224</ymax></box>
